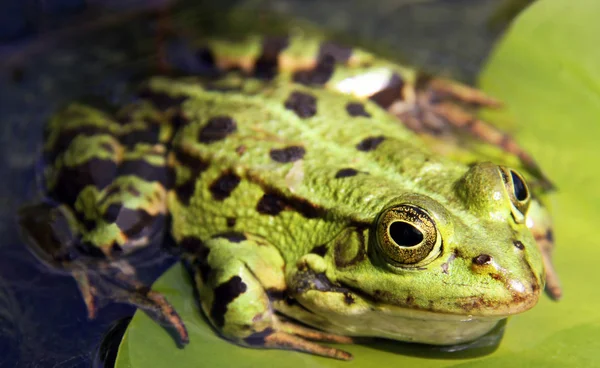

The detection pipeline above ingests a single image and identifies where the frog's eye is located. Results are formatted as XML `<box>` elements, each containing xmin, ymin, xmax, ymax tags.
<box><xmin>499</xmin><ymin>167</ymin><xmax>531</xmax><ymax>223</ymax></box>
<box><xmin>376</xmin><ymin>204</ymin><xmax>441</xmax><ymax>266</ymax></box>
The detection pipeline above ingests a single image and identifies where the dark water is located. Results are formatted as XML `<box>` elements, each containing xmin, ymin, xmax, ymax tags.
<box><xmin>0</xmin><ymin>0</ymin><xmax>508</xmax><ymax>366</ymax></box>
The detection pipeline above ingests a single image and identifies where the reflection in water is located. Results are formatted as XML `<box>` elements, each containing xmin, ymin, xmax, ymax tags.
<box><xmin>364</xmin><ymin>319</ymin><xmax>506</xmax><ymax>359</ymax></box>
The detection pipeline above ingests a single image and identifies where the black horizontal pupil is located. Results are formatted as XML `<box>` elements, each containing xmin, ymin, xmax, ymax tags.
<box><xmin>511</xmin><ymin>170</ymin><xmax>528</xmax><ymax>201</ymax></box>
<box><xmin>389</xmin><ymin>221</ymin><xmax>423</xmax><ymax>247</ymax></box>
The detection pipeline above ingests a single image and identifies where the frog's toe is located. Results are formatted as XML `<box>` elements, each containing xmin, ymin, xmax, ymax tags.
<box><xmin>72</xmin><ymin>269</ymin><xmax>99</xmax><ymax>318</ymax></box>
<box><xmin>423</xmin><ymin>76</ymin><xmax>503</xmax><ymax>108</ymax></box>
<box><xmin>74</xmin><ymin>265</ymin><xmax>189</xmax><ymax>346</ymax></box>
<box><xmin>248</xmin><ymin>329</ymin><xmax>353</xmax><ymax>361</ymax></box>
<box><xmin>110</xmin><ymin>278</ymin><xmax>190</xmax><ymax>346</ymax></box>
<box><xmin>277</xmin><ymin>319</ymin><xmax>353</xmax><ymax>344</ymax></box>
<box><xmin>542</xmin><ymin>251</ymin><xmax>563</xmax><ymax>300</ymax></box>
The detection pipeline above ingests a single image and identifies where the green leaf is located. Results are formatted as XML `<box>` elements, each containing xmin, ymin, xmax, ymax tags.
<box><xmin>117</xmin><ymin>0</ymin><xmax>600</xmax><ymax>366</ymax></box>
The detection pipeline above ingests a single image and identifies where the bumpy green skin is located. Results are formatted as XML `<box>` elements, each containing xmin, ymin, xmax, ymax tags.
<box><xmin>160</xmin><ymin>76</ymin><xmax>543</xmax><ymax>344</ymax></box>
<box><xmin>36</xmin><ymin>33</ymin><xmax>552</xmax><ymax>357</ymax></box>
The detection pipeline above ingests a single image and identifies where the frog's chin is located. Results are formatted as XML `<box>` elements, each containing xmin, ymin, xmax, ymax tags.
<box><xmin>296</xmin><ymin>303</ymin><xmax>507</xmax><ymax>345</ymax></box>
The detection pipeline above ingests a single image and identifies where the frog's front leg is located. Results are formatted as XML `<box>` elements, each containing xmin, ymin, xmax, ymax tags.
<box><xmin>185</xmin><ymin>233</ymin><xmax>353</xmax><ymax>360</ymax></box>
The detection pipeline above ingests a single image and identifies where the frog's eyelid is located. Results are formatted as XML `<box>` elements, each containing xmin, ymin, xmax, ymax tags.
<box><xmin>498</xmin><ymin>167</ymin><xmax>531</xmax><ymax>223</ymax></box>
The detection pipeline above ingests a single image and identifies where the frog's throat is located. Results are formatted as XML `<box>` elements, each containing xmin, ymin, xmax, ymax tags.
<box><xmin>288</xmin><ymin>268</ymin><xmax>538</xmax><ymax>345</ymax></box>
<box><xmin>292</xmin><ymin>288</ymin><xmax>508</xmax><ymax>345</ymax></box>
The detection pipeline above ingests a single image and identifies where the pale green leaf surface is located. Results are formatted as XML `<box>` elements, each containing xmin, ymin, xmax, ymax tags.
<box><xmin>117</xmin><ymin>0</ymin><xmax>600</xmax><ymax>366</ymax></box>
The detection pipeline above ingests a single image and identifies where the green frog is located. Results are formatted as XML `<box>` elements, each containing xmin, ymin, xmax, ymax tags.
<box><xmin>18</xmin><ymin>32</ymin><xmax>561</xmax><ymax>360</ymax></box>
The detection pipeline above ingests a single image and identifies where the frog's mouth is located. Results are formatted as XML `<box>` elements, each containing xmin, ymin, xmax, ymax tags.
<box><xmin>322</xmin><ymin>302</ymin><xmax>506</xmax><ymax>346</ymax></box>
<box><xmin>293</xmin><ymin>283</ymin><xmax>510</xmax><ymax>346</ymax></box>
<box><xmin>288</xmin><ymin>269</ymin><xmax>539</xmax><ymax>345</ymax></box>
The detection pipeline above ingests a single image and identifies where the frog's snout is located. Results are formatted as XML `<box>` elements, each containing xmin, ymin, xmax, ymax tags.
<box><xmin>466</xmin><ymin>247</ymin><xmax>543</xmax><ymax>315</ymax></box>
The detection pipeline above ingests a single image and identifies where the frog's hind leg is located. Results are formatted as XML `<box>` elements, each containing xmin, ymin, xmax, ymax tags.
<box><xmin>185</xmin><ymin>233</ymin><xmax>353</xmax><ymax>360</ymax></box>
<box><xmin>20</xmin><ymin>101</ymin><xmax>189</xmax><ymax>344</ymax></box>
<box><xmin>18</xmin><ymin>201</ymin><xmax>189</xmax><ymax>345</ymax></box>
<box><xmin>387</xmin><ymin>74</ymin><xmax>553</xmax><ymax>189</ymax></box>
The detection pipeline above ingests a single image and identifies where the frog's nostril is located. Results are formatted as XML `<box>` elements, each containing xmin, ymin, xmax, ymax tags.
<box><xmin>513</xmin><ymin>240</ymin><xmax>525</xmax><ymax>250</ymax></box>
<box><xmin>472</xmin><ymin>254</ymin><xmax>492</xmax><ymax>265</ymax></box>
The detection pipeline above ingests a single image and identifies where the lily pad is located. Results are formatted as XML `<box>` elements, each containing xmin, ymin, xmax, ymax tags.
<box><xmin>117</xmin><ymin>0</ymin><xmax>600</xmax><ymax>366</ymax></box>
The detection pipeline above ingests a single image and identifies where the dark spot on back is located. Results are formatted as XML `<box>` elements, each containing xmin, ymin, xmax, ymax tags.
<box><xmin>335</xmin><ymin>168</ymin><xmax>358</xmax><ymax>178</ymax></box>
<box><xmin>119</xmin><ymin>159</ymin><xmax>172</xmax><ymax>188</ymax></box>
<box><xmin>356</xmin><ymin>136</ymin><xmax>385</xmax><ymax>151</ymax></box>
<box><xmin>346</xmin><ymin>102</ymin><xmax>371</xmax><ymax>117</ymax></box>
<box><xmin>211</xmin><ymin>276</ymin><xmax>248</xmax><ymax>327</ymax></box>
<box><xmin>310</xmin><ymin>244</ymin><xmax>328</xmax><ymax>257</ymax></box>
<box><xmin>513</xmin><ymin>240</ymin><xmax>525</xmax><ymax>250</ymax></box>
<box><xmin>292</xmin><ymin>55</ymin><xmax>336</xmax><ymax>86</ymax></box>
<box><xmin>343</xmin><ymin>292</ymin><xmax>355</xmax><ymax>305</ymax></box>
<box><xmin>318</xmin><ymin>42</ymin><xmax>352</xmax><ymax>64</ymax></box>
<box><xmin>209</xmin><ymin>172</ymin><xmax>241</xmax><ymax>200</ymax></box>
<box><xmin>50</xmin><ymin>158</ymin><xmax>118</xmax><ymax>207</ymax></box>
<box><xmin>284</xmin><ymin>91</ymin><xmax>317</xmax><ymax>118</ymax></box>
<box><xmin>212</xmin><ymin>231</ymin><xmax>247</xmax><ymax>243</ymax></box>
<box><xmin>473</xmin><ymin>254</ymin><xmax>492</xmax><ymax>265</ymax></box>
<box><xmin>180</xmin><ymin>237</ymin><xmax>212</xmax><ymax>280</ymax></box>
<box><xmin>254</xmin><ymin>36</ymin><xmax>289</xmax><ymax>80</ymax></box>
<box><xmin>120</xmin><ymin>122</ymin><xmax>161</xmax><ymax>147</ymax></box>
<box><xmin>173</xmin><ymin>149</ymin><xmax>209</xmax><ymax>205</ymax></box>
<box><xmin>47</xmin><ymin>126</ymin><xmax>114</xmax><ymax>163</ymax></box>
<box><xmin>174</xmin><ymin>149</ymin><xmax>207</xmax><ymax>168</ymax></box>
<box><xmin>116</xmin><ymin>208</ymin><xmax>154</xmax><ymax>237</ymax></box>
<box><xmin>175</xmin><ymin>180</ymin><xmax>197</xmax><ymax>205</ymax></box>
<box><xmin>198</xmin><ymin>116</ymin><xmax>237</xmax><ymax>144</ymax></box>
<box><xmin>269</xmin><ymin>146</ymin><xmax>305</xmax><ymax>163</ymax></box>
<box><xmin>288</xmin><ymin>196</ymin><xmax>322</xmax><ymax>219</ymax></box>
<box><xmin>180</xmin><ymin>236</ymin><xmax>206</xmax><ymax>255</ymax></box>
<box><xmin>138</xmin><ymin>89</ymin><xmax>188</xmax><ymax>110</ymax></box>
<box><xmin>369</xmin><ymin>73</ymin><xmax>404</xmax><ymax>109</ymax></box>
<box><xmin>103</xmin><ymin>205</ymin><xmax>163</xmax><ymax>239</ymax></box>
<box><xmin>256</xmin><ymin>191</ymin><xmax>323</xmax><ymax>219</ymax></box>
<box><xmin>256</xmin><ymin>193</ymin><xmax>286</xmax><ymax>216</ymax></box>
<box><xmin>226</xmin><ymin>217</ymin><xmax>236</xmax><ymax>227</ymax></box>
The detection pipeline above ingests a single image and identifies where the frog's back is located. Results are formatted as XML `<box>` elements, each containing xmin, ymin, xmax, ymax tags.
<box><xmin>161</xmin><ymin>76</ymin><xmax>469</xmax><ymax>259</ymax></box>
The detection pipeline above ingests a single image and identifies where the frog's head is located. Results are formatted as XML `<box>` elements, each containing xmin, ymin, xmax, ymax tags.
<box><xmin>293</xmin><ymin>163</ymin><xmax>545</xmax><ymax>344</ymax></box>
